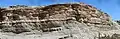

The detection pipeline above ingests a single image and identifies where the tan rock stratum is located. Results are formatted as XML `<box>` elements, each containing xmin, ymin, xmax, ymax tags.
<box><xmin>0</xmin><ymin>3</ymin><xmax>119</xmax><ymax>39</ymax></box>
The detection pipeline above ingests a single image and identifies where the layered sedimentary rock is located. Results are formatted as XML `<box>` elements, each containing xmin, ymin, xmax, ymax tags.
<box><xmin>0</xmin><ymin>3</ymin><xmax>112</xmax><ymax>25</ymax></box>
<box><xmin>0</xmin><ymin>2</ymin><xmax>119</xmax><ymax>39</ymax></box>
<box><xmin>0</xmin><ymin>2</ymin><xmax>118</xmax><ymax>38</ymax></box>
<box><xmin>0</xmin><ymin>3</ymin><xmax>113</xmax><ymax>33</ymax></box>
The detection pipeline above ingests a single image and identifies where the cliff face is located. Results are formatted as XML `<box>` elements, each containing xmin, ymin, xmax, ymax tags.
<box><xmin>0</xmin><ymin>3</ymin><xmax>119</xmax><ymax>39</ymax></box>
<box><xmin>0</xmin><ymin>3</ymin><xmax>112</xmax><ymax>25</ymax></box>
<box><xmin>41</xmin><ymin>3</ymin><xmax>112</xmax><ymax>26</ymax></box>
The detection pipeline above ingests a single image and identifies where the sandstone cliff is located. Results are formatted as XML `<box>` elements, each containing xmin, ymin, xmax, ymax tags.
<box><xmin>0</xmin><ymin>3</ymin><xmax>119</xmax><ymax>39</ymax></box>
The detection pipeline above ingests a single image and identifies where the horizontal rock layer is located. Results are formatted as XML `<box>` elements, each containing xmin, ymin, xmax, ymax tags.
<box><xmin>0</xmin><ymin>3</ymin><xmax>113</xmax><ymax>34</ymax></box>
<box><xmin>0</xmin><ymin>3</ymin><xmax>112</xmax><ymax>25</ymax></box>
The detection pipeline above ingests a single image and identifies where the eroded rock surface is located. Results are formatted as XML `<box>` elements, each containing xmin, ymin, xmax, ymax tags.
<box><xmin>0</xmin><ymin>3</ymin><xmax>119</xmax><ymax>39</ymax></box>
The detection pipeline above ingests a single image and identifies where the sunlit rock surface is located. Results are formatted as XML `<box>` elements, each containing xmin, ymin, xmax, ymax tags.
<box><xmin>0</xmin><ymin>3</ymin><xmax>120</xmax><ymax>39</ymax></box>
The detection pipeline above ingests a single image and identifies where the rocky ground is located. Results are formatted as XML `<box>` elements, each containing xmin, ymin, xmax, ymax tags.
<box><xmin>0</xmin><ymin>2</ymin><xmax>120</xmax><ymax>39</ymax></box>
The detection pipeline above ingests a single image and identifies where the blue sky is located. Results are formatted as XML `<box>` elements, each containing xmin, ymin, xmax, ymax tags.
<box><xmin>0</xmin><ymin>0</ymin><xmax>120</xmax><ymax>20</ymax></box>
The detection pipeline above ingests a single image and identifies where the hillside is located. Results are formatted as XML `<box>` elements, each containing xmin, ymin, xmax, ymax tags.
<box><xmin>0</xmin><ymin>3</ymin><xmax>120</xmax><ymax>39</ymax></box>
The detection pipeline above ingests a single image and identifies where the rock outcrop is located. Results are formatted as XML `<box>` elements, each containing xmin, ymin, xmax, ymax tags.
<box><xmin>0</xmin><ymin>3</ymin><xmax>112</xmax><ymax>25</ymax></box>
<box><xmin>0</xmin><ymin>3</ymin><xmax>119</xmax><ymax>39</ymax></box>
